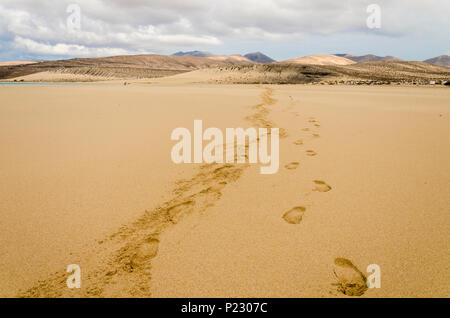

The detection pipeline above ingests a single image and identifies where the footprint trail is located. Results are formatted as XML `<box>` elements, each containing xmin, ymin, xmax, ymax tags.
<box><xmin>19</xmin><ymin>87</ymin><xmax>282</xmax><ymax>298</ymax></box>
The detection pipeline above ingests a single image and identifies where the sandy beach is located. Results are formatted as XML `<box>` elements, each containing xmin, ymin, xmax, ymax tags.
<box><xmin>0</xmin><ymin>83</ymin><xmax>449</xmax><ymax>297</ymax></box>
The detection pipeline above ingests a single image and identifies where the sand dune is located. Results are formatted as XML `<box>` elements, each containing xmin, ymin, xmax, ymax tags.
<box><xmin>5</xmin><ymin>68</ymin><xmax>189</xmax><ymax>82</ymax></box>
<box><xmin>328</xmin><ymin>61</ymin><xmax>450</xmax><ymax>82</ymax></box>
<box><xmin>148</xmin><ymin>65</ymin><xmax>337</xmax><ymax>84</ymax></box>
<box><xmin>6</xmin><ymin>60</ymin><xmax>449</xmax><ymax>84</ymax></box>
<box><xmin>2</xmin><ymin>53</ymin><xmax>449</xmax><ymax>84</ymax></box>
<box><xmin>0</xmin><ymin>54</ymin><xmax>236</xmax><ymax>81</ymax></box>
<box><xmin>280</xmin><ymin>54</ymin><xmax>356</xmax><ymax>66</ymax></box>
<box><xmin>1</xmin><ymin>82</ymin><xmax>449</xmax><ymax>298</ymax></box>
<box><xmin>4</xmin><ymin>71</ymin><xmax>118</xmax><ymax>82</ymax></box>
<box><xmin>147</xmin><ymin>61</ymin><xmax>450</xmax><ymax>85</ymax></box>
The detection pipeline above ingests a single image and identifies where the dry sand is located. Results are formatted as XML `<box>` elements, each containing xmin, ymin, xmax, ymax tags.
<box><xmin>0</xmin><ymin>82</ymin><xmax>449</xmax><ymax>297</ymax></box>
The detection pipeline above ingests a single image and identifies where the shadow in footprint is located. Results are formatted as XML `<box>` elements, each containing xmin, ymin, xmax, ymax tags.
<box><xmin>313</xmin><ymin>180</ymin><xmax>332</xmax><ymax>192</ymax></box>
<box><xmin>293</xmin><ymin>139</ymin><xmax>303</xmax><ymax>146</ymax></box>
<box><xmin>129</xmin><ymin>238</ymin><xmax>160</xmax><ymax>270</ymax></box>
<box><xmin>333</xmin><ymin>258</ymin><xmax>368</xmax><ymax>296</ymax></box>
<box><xmin>306</xmin><ymin>150</ymin><xmax>317</xmax><ymax>156</ymax></box>
<box><xmin>285</xmin><ymin>162</ymin><xmax>300</xmax><ymax>170</ymax></box>
<box><xmin>167</xmin><ymin>200</ymin><xmax>195</xmax><ymax>224</ymax></box>
<box><xmin>282</xmin><ymin>207</ymin><xmax>306</xmax><ymax>224</ymax></box>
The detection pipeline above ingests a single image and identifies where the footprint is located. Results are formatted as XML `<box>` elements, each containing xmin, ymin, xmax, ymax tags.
<box><xmin>333</xmin><ymin>258</ymin><xmax>368</xmax><ymax>296</ymax></box>
<box><xmin>293</xmin><ymin>139</ymin><xmax>303</xmax><ymax>146</ymax></box>
<box><xmin>167</xmin><ymin>200</ymin><xmax>195</xmax><ymax>224</ymax></box>
<box><xmin>279</xmin><ymin>128</ymin><xmax>289</xmax><ymax>138</ymax></box>
<box><xmin>313</xmin><ymin>180</ymin><xmax>332</xmax><ymax>192</ymax></box>
<box><xmin>314</xmin><ymin>124</ymin><xmax>321</xmax><ymax>127</ymax></box>
<box><xmin>306</xmin><ymin>150</ymin><xmax>317</xmax><ymax>156</ymax></box>
<box><xmin>282</xmin><ymin>207</ymin><xmax>306</xmax><ymax>224</ymax></box>
<box><xmin>312</xmin><ymin>133</ymin><xmax>320</xmax><ymax>138</ymax></box>
<box><xmin>309</xmin><ymin>119</ymin><xmax>317</xmax><ymax>123</ymax></box>
<box><xmin>203</xmin><ymin>181</ymin><xmax>227</xmax><ymax>193</ymax></box>
<box><xmin>285</xmin><ymin>162</ymin><xmax>299</xmax><ymax>170</ymax></box>
<box><xmin>130</xmin><ymin>238</ymin><xmax>160</xmax><ymax>269</ymax></box>
<box><xmin>302</xmin><ymin>128</ymin><xmax>310</xmax><ymax>131</ymax></box>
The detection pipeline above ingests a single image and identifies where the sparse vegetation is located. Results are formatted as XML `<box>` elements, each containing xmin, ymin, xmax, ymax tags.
<box><xmin>1</xmin><ymin>55</ymin><xmax>449</xmax><ymax>84</ymax></box>
<box><xmin>207</xmin><ymin>61</ymin><xmax>450</xmax><ymax>84</ymax></box>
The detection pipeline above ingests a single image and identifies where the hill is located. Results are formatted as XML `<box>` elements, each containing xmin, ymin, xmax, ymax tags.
<box><xmin>2</xmin><ymin>54</ymin><xmax>448</xmax><ymax>84</ymax></box>
<box><xmin>325</xmin><ymin>61</ymin><xmax>450</xmax><ymax>82</ymax></box>
<box><xmin>0</xmin><ymin>54</ymin><xmax>242</xmax><ymax>81</ymax></box>
<box><xmin>335</xmin><ymin>54</ymin><xmax>403</xmax><ymax>62</ymax></box>
<box><xmin>206</xmin><ymin>55</ymin><xmax>254</xmax><ymax>64</ymax></box>
<box><xmin>244</xmin><ymin>52</ymin><xmax>275</xmax><ymax>63</ymax></box>
<box><xmin>424</xmin><ymin>55</ymin><xmax>450</xmax><ymax>67</ymax></box>
<box><xmin>280</xmin><ymin>54</ymin><xmax>355</xmax><ymax>66</ymax></box>
<box><xmin>172</xmin><ymin>51</ymin><xmax>215</xmax><ymax>57</ymax></box>
<box><xmin>154</xmin><ymin>61</ymin><xmax>450</xmax><ymax>85</ymax></box>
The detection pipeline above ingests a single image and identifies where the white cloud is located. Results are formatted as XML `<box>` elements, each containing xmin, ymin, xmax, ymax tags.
<box><xmin>0</xmin><ymin>0</ymin><xmax>448</xmax><ymax>59</ymax></box>
<box><xmin>13</xmin><ymin>36</ymin><xmax>142</xmax><ymax>57</ymax></box>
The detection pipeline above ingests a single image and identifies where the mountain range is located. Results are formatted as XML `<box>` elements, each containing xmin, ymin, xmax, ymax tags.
<box><xmin>173</xmin><ymin>51</ymin><xmax>215</xmax><ymax>58</ymax></box>
<box><xmin>423</xmin><ymin>55</ymin><xmax>450</xmax><ymax>67</ymax></box>
<box><xmin>334</xmin><ymin>54</ymin><xmax>403</xmax><ymax>62</ymax></box>
<box><xmin>243</xmin><ymin>52</ymin><xmax>276</xmax><ymax>63</ymax></box>
<box><xmin>173</xmin><ymin>51</ymin><xmax>275</xmax><ymax>63</ymax></box>
<box><xmin>1</xmin><ymin>51</ymin><xmax>449</xmax><ymax>82</ymax></box>
<box><xmin>172</xmin><ymin>51</ymin><xmax>449</xmax><ymax>67</ymax></box>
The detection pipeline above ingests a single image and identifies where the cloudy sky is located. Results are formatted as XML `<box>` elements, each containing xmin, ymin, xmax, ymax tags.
<box><xmin>0</xmin><ymin>0</ymin><xmax>448</xmax><ymax>61</ymax></box>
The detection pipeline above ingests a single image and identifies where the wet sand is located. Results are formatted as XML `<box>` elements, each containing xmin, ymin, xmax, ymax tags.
<box><xmin>0</xmin><ymin>83</ymin><xmax>449</xmax><ymax>297</ymax></box>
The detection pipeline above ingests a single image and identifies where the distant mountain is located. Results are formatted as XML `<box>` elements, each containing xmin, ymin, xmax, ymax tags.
<box><xmin>424</xmin><ymin>55</ymin><xmax>450</xmax><ymax>67</ymax></box>
<box><xmin>280</xmin><ymin>54</ymin><xmax>355</xmax><ymax>66</ymax></box>
<box><xmin>335</xmin><ymin>54</ymin><xmax>403</xmax><ymax>62</ymax></box>
<box><xmin>172</xmin><ymin>51</ymin><xmax>215</xmax><ymax>57</ymax></box>
<box><xmin>244</xmin><ymin>52</ymin><xmax>275</xmax><ymax>63</ymax></box>
<box><xmin>207</xmin><ymin>54</ymin><xmax>254</xmax><ymax>64</ymax></box>
<box><xmin>334</xmin><ymin>54</ymin><xmax>353</xmax><ymax>58</ymax></box>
